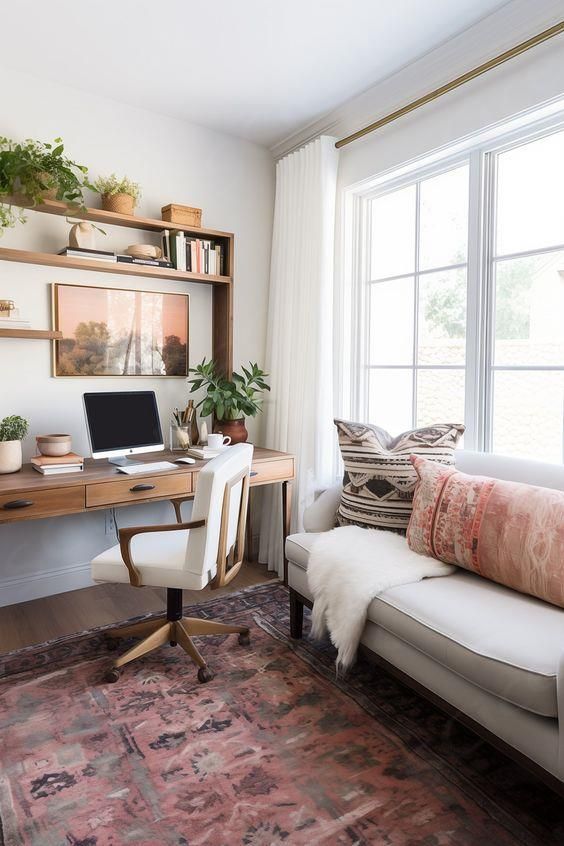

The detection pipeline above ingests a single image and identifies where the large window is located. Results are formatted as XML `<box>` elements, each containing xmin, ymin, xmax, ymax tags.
<box><xmin>351</xmin><ymin>119</ymin><xmax>564</xmax><ymax>462</ymax></box>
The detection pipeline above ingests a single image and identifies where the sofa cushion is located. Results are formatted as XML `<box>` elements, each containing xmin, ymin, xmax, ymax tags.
<box><xmin>408</xmin><ymin>456</ymin><xmax>564</xmax><ymax>610</ymax></box>
<box><xmin>285</xmin><ymin>532</ymin><xmax>564</xmax><ymax>717</ymax></box>
<box><xmin>370</xmin><ymin>571</ymin><xmax>564</xmax><ymax>718</ymax></box>
<box><xmin>334</xmin><ymin>419</ymin><xmax>464</xmax><ymax>532</ymax></box>
<box><xmin>286</xmin><ymin>532</ymin><xmax>321</xmax><ymax>570</ymax></box>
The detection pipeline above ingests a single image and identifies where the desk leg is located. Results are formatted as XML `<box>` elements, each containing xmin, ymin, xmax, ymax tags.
<box><xmin>245</xmin><ymin>489</ymin><xmax>255</xmax><ymax>562</ymax></box>
<box><xmin>282</xmin><ymin>480</ymin><xmax>292</xmax><ymax>585</ymax></box>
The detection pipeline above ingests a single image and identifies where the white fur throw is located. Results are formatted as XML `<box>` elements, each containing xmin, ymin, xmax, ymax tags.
<box><xmin>307</xmin><ymin>526</ymin><xmax>455</xmax><ymax>670</ymax></box>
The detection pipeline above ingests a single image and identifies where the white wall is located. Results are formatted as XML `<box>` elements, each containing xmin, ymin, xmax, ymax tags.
<box><xmin>0</xmin><ymin>68</ymin><xmax>274</xmax><ymax>606</ymax></box>
<box><xmin>337</xmin><ymin>35</ymin><xmax>564</xmax><ymax>191</ymax></box>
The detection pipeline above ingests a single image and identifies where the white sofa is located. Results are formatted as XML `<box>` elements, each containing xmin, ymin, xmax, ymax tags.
<box><xmin>285</xmin><ymin>450</ymin><xmax>564</xmax><ymax>793</ymax></box>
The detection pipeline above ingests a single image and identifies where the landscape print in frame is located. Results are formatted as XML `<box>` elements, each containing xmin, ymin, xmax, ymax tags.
<box><xmin>52</xmin><ymin>283</ymin><xmax>189</xmax><ymax>377</ymax></box>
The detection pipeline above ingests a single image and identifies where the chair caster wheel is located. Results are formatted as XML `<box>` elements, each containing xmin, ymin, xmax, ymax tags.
<box><xmin>103</xmin><ymin>667</ymin><xmax>121</xmax><ymax>684</ymax></box>
<box><xmin>238</xmin><ymin>630</ymin><xmax>251</xmax><ymax>646</ymax></box>
<box><xmin>197</xmin><ymin>666</ymin><xmax>214</xmax><ymax>684</ymax></box>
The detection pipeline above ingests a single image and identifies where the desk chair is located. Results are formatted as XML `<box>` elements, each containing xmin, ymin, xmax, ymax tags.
<box><xmin>91</xmin><ymin>443</ymin><xmax>253</xmax><ymax>684</ymax></box>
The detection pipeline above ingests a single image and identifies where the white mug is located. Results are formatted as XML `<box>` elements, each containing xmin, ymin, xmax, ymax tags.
<box><xmin>207</xmin><ymin>433</ymin><xmax>231</xmax><ymax>449</ymax></box>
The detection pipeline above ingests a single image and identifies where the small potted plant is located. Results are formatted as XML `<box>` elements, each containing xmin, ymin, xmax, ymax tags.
<box><xmin>0</xmin><ymin>136</ymin><xmax>90</xmax><ymax>233</ymax></box>
<box><xmin>0</xmin><ymin>415</ymin><xmax>29</xmax><ymax>474</ymax></box>
<box><xmin>188</xmin><ymin>359</ymin><xmax>270</xmax><ymax>444</ymax></box>
<box><xmin>93</xmin><ymin>174</ymin><xmax>141</xmax><ymax>215</ymax></box>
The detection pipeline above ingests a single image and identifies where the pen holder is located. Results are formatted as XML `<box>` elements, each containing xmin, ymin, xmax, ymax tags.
<box><xmin>170</xmin><ymin>424</ymin><xmax>191</xmax><ymax>451</ymax></box>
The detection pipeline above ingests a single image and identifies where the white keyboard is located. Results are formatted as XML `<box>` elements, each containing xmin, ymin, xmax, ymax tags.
<box><xmin>116</xmin><ymin>461</ymin><xmax>179</xmax><ymax>475</ymax></box>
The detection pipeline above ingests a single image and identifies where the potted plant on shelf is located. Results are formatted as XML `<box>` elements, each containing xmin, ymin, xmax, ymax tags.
<box><xmin>0</xmin><ymin>136</ymin><xmax>89</xmax><ymax>233</ymax></box>
<box><xmin>0</xmin><ymin>415</ymin><xmax>29</xmax><ymax>474</ymax></box>
<box><xmin>188</xmin><ymin>359</ymin><xmax>270</xmax><ymax>444</ymax></box>
<box><xmin>93</xmin><ymin>174</ymin><xmax>141</xmax><ymax>215</ymax></box>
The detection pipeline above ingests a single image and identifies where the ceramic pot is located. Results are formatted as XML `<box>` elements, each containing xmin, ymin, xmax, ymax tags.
<box><xmin>69</xmin><ymin>221</ymin><xmax>97</xmax><ymax>250</ymax></box>
<box><xmin>38</xmin><ymin>171</ymin><xmax>58</xmax><ymax>201</ymax></box>
<box><xmin>36</xmin><ymin>434</ymin><xmax>72</xmax><ymax>456</ymax></box>
<box><xmin>214</xmin><ymin>418</ymin><xmax>248</xmax><ymax>444</ymax></box>
<box><xmin>0</xmin><ymin>440</ymin><xmax>22</xmax><ymax>474</ymax></box>
<box><xmin>101</xmin><ymin>193</ymin><xmax>135</xmax><ymax>215</ymax></box>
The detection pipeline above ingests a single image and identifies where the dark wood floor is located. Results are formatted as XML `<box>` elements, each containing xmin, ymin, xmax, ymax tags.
<box><xmin>0</xmin><ymin>561</ymin><xmax>277</xmax><ymax>653</ymax></box>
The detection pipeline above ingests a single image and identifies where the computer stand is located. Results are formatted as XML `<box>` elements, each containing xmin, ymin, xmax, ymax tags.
<box><xmin>108</xmin><ymin>456</ymin><xmax>143</xmax><ymax>468</ymax></box>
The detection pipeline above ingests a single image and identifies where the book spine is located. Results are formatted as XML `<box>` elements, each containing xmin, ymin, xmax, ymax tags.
<box><xmin>176</xmin><ymin>232</ymin><xmax>186</xmax><ymax>271</ymax></box>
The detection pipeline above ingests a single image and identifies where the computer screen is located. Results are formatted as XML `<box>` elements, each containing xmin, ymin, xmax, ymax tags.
<box><xmin>83</xmin><ymin>391</ymin><xmax>164</xmax><ymax>456</ymax></box>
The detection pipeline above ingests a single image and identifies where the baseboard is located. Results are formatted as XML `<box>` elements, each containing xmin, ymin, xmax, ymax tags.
<box><xmin>0</xmin><ymin>561</ymin><xmax>94</xmax><ymax>608</ymax></box>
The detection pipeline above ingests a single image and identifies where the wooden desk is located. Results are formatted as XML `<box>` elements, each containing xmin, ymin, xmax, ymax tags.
<box><xmin>0</xmin><ymin>447</ymin><xmax>295</xmax><ymax>578</ymax></box>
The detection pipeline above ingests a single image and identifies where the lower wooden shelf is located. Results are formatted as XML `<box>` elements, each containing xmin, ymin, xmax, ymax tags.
<box><xmin>0</xmin><ymin>328</ymin><xmax>62</xmax><ymax>340</ymax></box>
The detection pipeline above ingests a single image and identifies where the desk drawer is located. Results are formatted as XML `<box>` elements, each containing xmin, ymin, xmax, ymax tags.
<box><xmin>0</xmin><ymin>485</ymin><xmax>85</xmax><ymax>521</ymax></box>
<box><xmin>86</xmin><ymin>472</ymin><xmax>191</xmax><ymax>508</ymax></box>
<box><xmin>251</xmin><ymin>458</ymin><xmax>294</xmax><ymax>485</ymax></box>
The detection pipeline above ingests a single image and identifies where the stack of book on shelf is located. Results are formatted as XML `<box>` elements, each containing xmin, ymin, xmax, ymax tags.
<box><xmin>162</xmin><ymin>230</ymin><xmax>224</xmax><ymax>275</ymax></box>
<box><xmin>58</xmin><ymin>246</ymin><xmax>173</xmax><ymax>269</ymax></box>
<box><xmin>59</xmin><ymin>247</ymin><xmax>117</xmax><ymax>263</ymax></box>
<box><xmin>185</xmin><ymin>446</ymin><xmax>226</xmax><ymax>460</ymax></box>
<box><xmin>31</xmin><ymin>453</ymin><xmax>84</xmax><ymax>475</ymax></box>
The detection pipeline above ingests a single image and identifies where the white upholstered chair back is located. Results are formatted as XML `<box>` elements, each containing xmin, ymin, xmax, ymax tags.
<box><xmin>185</xmin><ymin>443</ymin><xmax>254</xmax><ymax>585</ymax></box>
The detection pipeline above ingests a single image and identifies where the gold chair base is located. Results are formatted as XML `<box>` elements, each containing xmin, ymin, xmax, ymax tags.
<box><xmin>103</xmin><ymin>617</ymin><xmax>250</xmax><ymax>684</ymax></box>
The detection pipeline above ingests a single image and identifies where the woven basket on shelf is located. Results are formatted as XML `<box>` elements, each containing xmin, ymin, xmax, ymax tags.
<box><xmin>101</xmin><ymin>193</ymin><xmax>135</xmax><ymax>215</ymax></box>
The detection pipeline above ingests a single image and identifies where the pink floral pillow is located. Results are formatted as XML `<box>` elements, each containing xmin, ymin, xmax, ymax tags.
<box><xmin>407</xmin><ymin>456</ymin><xmax>564</xmax><ymax>609</ymax></box>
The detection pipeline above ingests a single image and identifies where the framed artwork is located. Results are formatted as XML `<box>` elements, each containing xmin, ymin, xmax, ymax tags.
<box><xmin>52</xmin><ymin>283</ymin><xmax>189</xmax><ymax>377</ymax></box>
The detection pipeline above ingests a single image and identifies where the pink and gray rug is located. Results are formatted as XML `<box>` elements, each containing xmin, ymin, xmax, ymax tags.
<box><xmin>0</xmin><ymin>582</ymin><xmax>563</xmax><ymax>846</ymax></box>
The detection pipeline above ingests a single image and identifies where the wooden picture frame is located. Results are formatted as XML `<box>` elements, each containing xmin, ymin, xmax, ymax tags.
<box><xmin>52</xmin><ymin>282</ymin><xmax>189</xmax><ymax>377</ymax></box>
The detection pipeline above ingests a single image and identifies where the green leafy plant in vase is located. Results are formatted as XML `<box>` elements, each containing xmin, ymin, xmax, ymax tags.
<box><xmin>92</xmin><ymin>174</ymin><xmax>142</xmax><ymax>216</ymax></box>
<box><xmin>188</xmin><ymin>359</ymin><xmax>270</xmax><ymax>444</ymax></box>
<box><xmin>0</xmin><ymin>415</ymin><xmax>29</xmax><ymax>474</ymax></box>
<box><xmin>0</xmin><ymin>137</ymin><xmax>90</xmax><ymax>234</ymax></box>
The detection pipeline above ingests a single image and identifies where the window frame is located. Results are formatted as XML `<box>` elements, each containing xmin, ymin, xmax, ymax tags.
<box><xmin>343</xmin><ymin>105</ymin><xmax>564</xmax><ymax>459</ymax></box>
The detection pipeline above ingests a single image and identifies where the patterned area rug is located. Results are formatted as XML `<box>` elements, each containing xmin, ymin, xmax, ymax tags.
<box><xmin>1</xmin><ymin>582</ymin><xmax>563</xmax><ymax>846</ymax></box>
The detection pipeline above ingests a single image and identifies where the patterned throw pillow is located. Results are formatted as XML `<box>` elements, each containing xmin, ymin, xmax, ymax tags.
<box><xmin>407</xmin><ymin>456</ymin><xmax>564</xmax><ymax>609</ymax></box>
<box><xmin>334</xmin><ymin>420</ymin><xmax>465</xmax><ymax>532</ymax></box>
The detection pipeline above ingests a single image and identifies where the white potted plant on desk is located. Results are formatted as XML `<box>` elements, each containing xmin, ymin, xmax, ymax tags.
<box><xmin>0</xmin><ymin>415</ymin><xmax>29</xmax><ymax>474</ymax></box>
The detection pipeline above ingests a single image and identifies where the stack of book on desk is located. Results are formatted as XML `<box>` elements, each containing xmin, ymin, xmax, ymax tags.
<box><xmin>31</xmin><ymin>453</ymin><xmax>84</xmax><ymax>475</ymax></box>
<box><xmin>185</xmin><ymin>446</ymin><xmax>225</xmax><ymax>460</ymax></box>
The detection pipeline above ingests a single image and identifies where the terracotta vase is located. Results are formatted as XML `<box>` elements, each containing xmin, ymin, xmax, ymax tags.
<box><xmin>0</xmin><ymin>440</ymin><xmax>22</xmax><ymax>474</ymax></box>
<box><xmin>214</xmin><ymin>418</ymin><xmax>248</xmax><ymax>444</ymax></box>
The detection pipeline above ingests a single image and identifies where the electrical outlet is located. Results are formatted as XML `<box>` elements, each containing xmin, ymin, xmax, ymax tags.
<box><xmin>104</xmin><ymin>510</ymin><xmax>116</xmax><ymax>536</ymax></box>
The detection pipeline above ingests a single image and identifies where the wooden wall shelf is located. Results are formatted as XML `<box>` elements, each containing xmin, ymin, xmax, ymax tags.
<box><xmin>3</xmin><ymin>197</ymin><xmax>233</xmax><ymax>241</ymax></box>
<box><xmin>0</xmin><ymin>198</ymin><xmax>235</xmax><ymax>375</ymax></box>
<box><xmin>0</xmin><ymin>328</ymin><xmax>63</xmax><ymax>340</ymax></box>
<box><xmin>0</xmin><ymin>247</ymin><xmax>231</xmax><ymax>286</ymax></box>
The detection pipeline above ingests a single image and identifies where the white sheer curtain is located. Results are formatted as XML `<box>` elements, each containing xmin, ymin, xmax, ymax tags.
<box><xmin>259</xmin><ymin>136</ymin><xmax>340</xmax><ymax>576</ymax></box>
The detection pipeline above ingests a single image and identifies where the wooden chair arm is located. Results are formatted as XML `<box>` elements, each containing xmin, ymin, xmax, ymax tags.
<box><xmin>118</xmin><ymin>519</ymin><xmax>206</xmax><ymax>587</ymax></box>
<box><xmin>170</xmin><ymin>495</ymin><xmax>193</xmax><ymax>524</ymax></box>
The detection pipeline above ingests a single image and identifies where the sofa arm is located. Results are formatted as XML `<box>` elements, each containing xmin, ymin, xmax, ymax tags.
<box><xmin>303</xmin><ymin>483</ymin><xmax>342</xmax><ymax>533</ymax></box>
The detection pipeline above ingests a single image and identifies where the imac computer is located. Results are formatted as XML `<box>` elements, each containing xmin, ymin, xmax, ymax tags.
<box><xmin>83</xmin><ymin>391</ymin><xmax>165</xmax><ymax>467</ymax></box>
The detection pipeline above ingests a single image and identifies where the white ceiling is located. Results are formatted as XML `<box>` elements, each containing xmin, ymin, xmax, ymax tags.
<box><xmin>2</xmin><ymin>0</ymin><xmax>512</xmax><ymax>147</ymax></box>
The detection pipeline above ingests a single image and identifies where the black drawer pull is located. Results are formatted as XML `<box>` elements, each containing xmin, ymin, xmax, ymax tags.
<box><xmin>250</xmin><ymin>471</ymin><xmax>258</xmax><ymax>477</ymax></box>
<box><xmin>3</xmin><ymin>499</ymin><xmax>34</xmax><ymax>510</ymax></box>
<box><xmin>130</xmin><ymin>483</ymin><xmax>156</xmax><ymax>492</ymax></box>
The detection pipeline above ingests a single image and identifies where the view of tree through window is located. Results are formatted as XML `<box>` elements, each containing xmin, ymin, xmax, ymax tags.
<box><xmin>356</xmin><ymin>121</ymin><xmax>564</xmax><ymax>462</ymax></box>
<box><xmin>366</xmin><ymin>164</ymin><xmax>468</xmax><ymax>435</ymax></box>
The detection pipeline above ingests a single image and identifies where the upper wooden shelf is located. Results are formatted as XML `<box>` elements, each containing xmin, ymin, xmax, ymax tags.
<box><xmin>8</xmin><ymin>197</ymin><xmax>234</xmax><ymax>241</ymax></box>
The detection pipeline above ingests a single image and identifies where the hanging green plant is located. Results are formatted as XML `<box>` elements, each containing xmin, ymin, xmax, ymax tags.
<box><xmin>0</xmin><ymin>136</ymin><xmax>91</xmax><ymax>234</ymax></box>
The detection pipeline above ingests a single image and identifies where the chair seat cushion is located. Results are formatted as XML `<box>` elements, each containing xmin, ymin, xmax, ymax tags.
<box><xmin>92</xmin><ymin>529</ymin><xmax>207</xmax><ymax>590</ymax></box>
<box><xmin>285</xmin><ymin>532</ymin><xmax>564</xmax><ymax>717</ymax></box>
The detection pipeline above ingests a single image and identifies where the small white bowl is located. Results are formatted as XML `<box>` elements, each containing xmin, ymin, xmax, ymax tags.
<box><xmin>36</xmin><ymin>434</ymin><xmax>72</xmax><ymax>457</ymax></box>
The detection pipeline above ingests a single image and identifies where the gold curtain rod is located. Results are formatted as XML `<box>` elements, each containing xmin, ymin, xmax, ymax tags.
<box><xmin>335</xmin><ymin>21</ymin><xmax>564</xmax><ymax>149</ymax></box>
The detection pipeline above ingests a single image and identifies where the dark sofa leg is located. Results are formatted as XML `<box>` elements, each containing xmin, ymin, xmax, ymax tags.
<box><xmin>289</xmin><ymin>589</ymin><xmax>304</xmax><ymax>639</ymax></box>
